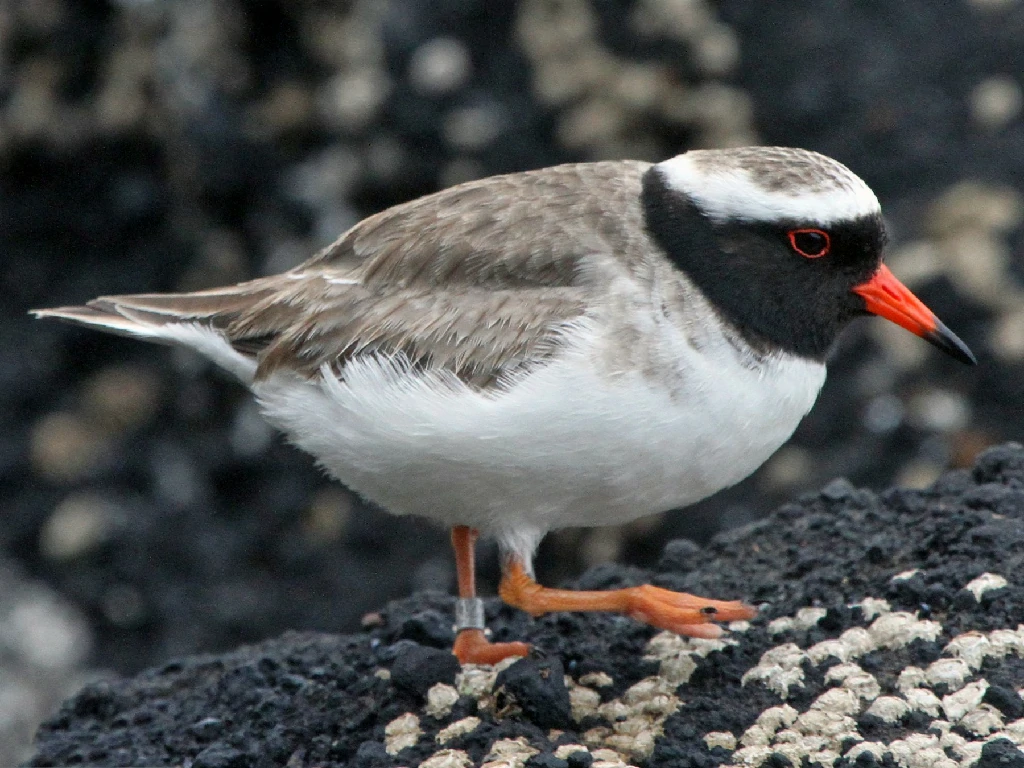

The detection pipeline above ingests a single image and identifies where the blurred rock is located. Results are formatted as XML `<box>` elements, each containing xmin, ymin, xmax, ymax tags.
<box><xmin>907</xmin><ymin>388</ymin><xmax>972</xmax><ymax>433</ymax></box>
<box><xmin>247</xmin><ymin>82</ymin><xmax>315</xmax><ymax>139</ymax></box>
<box><xmin>29</xmin><ymin>412</ymin><xmax>112</xmax><ymax>483</ymax></box>
<box><xmin>579</xmin><ymin>527</ymin><xmax>624</xmax><ymax>569</ymax></box>
<box><xmin>991</xmin><ymin>307</ymin><xmax>1024</xmax><ymax>360</ymax></box>
<box><xmin>970</xmin><ymin>75</ymin><xmax>1023</xmax><ymax>130</ymax></box>
<box><xmin>762</xmin><ymin>445</ymin><xmax>814</xmax><ymax>489</ymax></box>
<box><xmin>39</xmin><ymin>492</ymin><xmax>118</xmax><ymax>561</ymax></box>
<box><xmin>862</xmin><ymin>394</ymin><xmax>905</xmax><ymax>434</ymax></box>
<box><xmin>408</xmin><ymin>37</ymin><xmax>472</xmax><ymax>95</ymax></box>
<box><xmin>302</xmin><ymin>486</ymin><xmax>352</xmax><ymax>547</ymax></box>
<box><xmin>80</xmin><ymin>364</ymin><xmax>162</xmax><ymax>433</ymax></box>
<box><xmin>228</xmin><ymin>400</ymin><xmax>275</xmax><ymax>458</ymax></box>
<box><xmin>318</xmin><ymin>68</ymin><xmax>392</xmax><ymax>132</ymax></box>
<box><xmin>926</xmin><ymin>182</ymin><xmax>1023</xmax><ymax>239</ymax></box>
<box><xmin>895</xmin><ymin>460</ymin><xmax>945</xmax><ymax>490</ymax></box>
<box><xmin>516</xmin><ymin>0</ymin><xmax>755</xmax><ymax>158</ymax></box>
<box><xmin>100</xmin><ymin>583</ymin><xmax>147</xmax><ymax>629</ymax></box>
<box><xmin>967</xmin><ymin>0</ymin><xmax>1022</xmax><ymax>11</ymax></box>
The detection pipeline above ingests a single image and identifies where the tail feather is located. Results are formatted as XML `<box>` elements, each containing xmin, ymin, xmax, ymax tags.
<box><xmin>31</xmin><ymin>285</ymin><xmax>274</xmax><ymax>383</ymax></box>
<box><xmin>32</xmin><ymin>304</ymin><xmax>159</xmax><ymax>338</ymax></box>
<box><xmin>87</xmin><ymin>286</ymin><xmax>276</xmax><ymax>322</ymax></box>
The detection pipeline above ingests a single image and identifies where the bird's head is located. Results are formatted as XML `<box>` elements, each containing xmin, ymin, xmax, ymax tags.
<box><xmin>642</xmin><ymin>146</ymin><xmax>976</xmax><ymax>365</ymax></box>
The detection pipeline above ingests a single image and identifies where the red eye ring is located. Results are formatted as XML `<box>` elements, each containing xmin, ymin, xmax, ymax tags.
<box><xmin>788</xmin><ymin>228</ymin><xmax>831</xmax><ymax>259</ymax></box>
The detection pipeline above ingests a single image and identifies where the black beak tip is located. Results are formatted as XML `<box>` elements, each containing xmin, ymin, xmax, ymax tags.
<box><xmin>928</xmin><ymin>320</ymin><xmax>977</xmax><ymax>366</ymax></box>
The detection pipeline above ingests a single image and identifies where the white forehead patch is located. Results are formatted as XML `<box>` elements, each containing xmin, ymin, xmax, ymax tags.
<box><xmin>657</xmin><ymin>147</ymin><xmax>880</xmax><ymax>226</ymax></box>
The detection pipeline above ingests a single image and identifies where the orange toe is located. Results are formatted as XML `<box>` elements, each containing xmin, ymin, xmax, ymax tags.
<box><xmin>500</xmin><ymin>558</ymin><xmax>755</xmax><ymax>637</ymax></box>
<box><xmin>452</xmin><ymin>629</ymin><xmax>531</xmax><ymax>665</ymax></box>
<box><xmin>622</xmin><ymin>584</ymin><xmax>757</xmax><ymax>635</ymax></box>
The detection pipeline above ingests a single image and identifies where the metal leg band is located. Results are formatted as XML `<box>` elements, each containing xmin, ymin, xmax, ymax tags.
<box><xmin>454</xmin><ymin>597</ymin><xmax>486</xmax><ymax>632</ymax></box>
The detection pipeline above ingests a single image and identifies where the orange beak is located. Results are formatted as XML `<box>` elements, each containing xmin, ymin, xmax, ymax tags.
<box><xmin>852</xmin><ymin>264</ymin><xmax>976</xmax><ymax>365</ymax></box>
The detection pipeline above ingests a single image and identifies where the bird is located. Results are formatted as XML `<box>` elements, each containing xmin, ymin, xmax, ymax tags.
<box><xmin>34</xmin><ymin>146</ymin><xmax>976</xmax><ymax>665</ymax></box>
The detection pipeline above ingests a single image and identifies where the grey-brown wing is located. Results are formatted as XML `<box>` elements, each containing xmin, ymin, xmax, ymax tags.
<box><xmin>227</xmin><ymin>275</ymin><xmax>588</xmax><ymax>386</ymax></box>
<box><xmin>306</xmin><ymin>160</ymin><xmax>650</xmax><ymax>290</ymax></box>
<box><xmin>232</xmin><ymin>161</ymin><xmax>649</xmax><ymax>383</ymax></box>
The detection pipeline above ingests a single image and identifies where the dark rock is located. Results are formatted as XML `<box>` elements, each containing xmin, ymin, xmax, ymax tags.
<box><xmin>495</xmin><ymin>656</ymin><xmax>572</xmax><ymax>730</ymax></box>
<box><xmin>352</xmin><ymin>740</ymin><xmax>393</xmax><ymax>768</ymax></box>
<box><xmin>396</xmin><ymin>610</ymin><xmax>456</xmax><ymax>648</ymax></box>
<box><xmin>390</xmin><ymin>644</ymin><xmax>460</xmax><ymax>698</ymax></box>
<box><xmin>978</xmin><ymin>738</ymin><xmax>1024</xmax><ymax>768</ymax></box>
<box><xmin>658</xmin><ymin>538</ymin><xmax>703</xmax><ymax>572</ymax></box>
<box><xmin>973</xmin><ymin>444</ymin><xmax>1024</xmax><ymax>485</ymax></box>
<box><xmin>189</xmin><ymin>717</ymin><xmax>224</xmax><ymax>742</ymax></box>
<box><xmin>193</xmin><ymin>744</ymin><xmax>249</xmax><ymax>768</ymax></box>
<box><xmin>526</xmin><ymin>753</ymin><xmax>570</xmax><ymax>768</ymax></box>
<box><xmin>564</xmin><ymin>750</ymin><xmax>594</xmax><ymax>768</ymax></box>
<box><xmin>819</xmin><ymin>605</ymin><xmax>852</xmax><ymax>632</ymax></box>
<box><xmin>821</xmin><ymin>478</ymin><xmax>856</xmax><ymax>501</ymax></box>
<box><xmin>983</xmin><ymin>684</ymin><xmax>1024</xmax><ymax>720</ymax></box>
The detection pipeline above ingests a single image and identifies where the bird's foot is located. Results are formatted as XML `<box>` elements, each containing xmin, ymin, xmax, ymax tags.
<box><xmin>618</xmin><ymin>584</ymin><xmax>757</xmax><ymax>638</ymax></box>
<box><xmin>499</xmin><ymin>559</ymin><xmax>755</xmax><ymax>638</ymax></box>
<box><xmin>452</xmin><ymin>628</ymin><xmax>531</xmax><ymax>665</ymax></box>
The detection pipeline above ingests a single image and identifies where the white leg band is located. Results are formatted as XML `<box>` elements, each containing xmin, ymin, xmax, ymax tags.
<box><xmin>454</xmin><ymin>597</ymin><xmax>486</xmax><ymax>632</ymax></box>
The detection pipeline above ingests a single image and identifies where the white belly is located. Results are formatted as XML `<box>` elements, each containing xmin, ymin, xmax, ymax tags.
<box><xmin>252</xmin><ymin>322</ymin><xmax>826</xmax><ymax>557</ymax></box>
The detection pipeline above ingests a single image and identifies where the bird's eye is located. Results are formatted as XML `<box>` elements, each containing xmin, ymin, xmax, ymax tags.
<box><xmin>788</xmin><ymin>228</ymin><xmax>831</xmax><ymax>259</ymax></box>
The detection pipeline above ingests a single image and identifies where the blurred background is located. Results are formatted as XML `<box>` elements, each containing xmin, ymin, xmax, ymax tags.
<box><xmin>1</xmin><ymin>0</ymin><xmax>1022</xmax><ymax>760</ymax></box>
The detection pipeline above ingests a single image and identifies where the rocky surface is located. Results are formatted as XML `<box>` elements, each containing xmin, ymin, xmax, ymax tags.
<box><xmin>2</xmin><ymin>0</ymin><xmax>1023</xmax><ymax>761</ymax></box>
<box><xmin>27</xmin><ymin>444</ymin><xmax>1024</xmax><ymax>767</ymax></box>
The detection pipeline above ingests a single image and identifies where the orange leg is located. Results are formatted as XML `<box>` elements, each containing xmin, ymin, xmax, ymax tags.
<box><xmin>499</xmin><ymin>557</ymin><xmax>756</xmax><ymax>639</ymax></box>
<box><xmin>450</xmin><ymin>526</ymin><xmax>531</xmax><ymax>665</ymax></box>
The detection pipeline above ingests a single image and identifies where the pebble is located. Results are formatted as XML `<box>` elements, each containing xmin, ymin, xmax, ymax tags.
<box><xmin>526</xmin><ymin>754</ymin><xmax>569</xmax><ymax>768</ymax></box>
<box><xmin>384</xmin><ymin>712</ymin><xmax>421</xmax><ymax>756</ymax></box>
<box><xmin>391</xmin><ymin>644</ymin><xmax>460</xmax><ymax>699</ymax></box>
<box><xmin>192</xmin><ymin>744</ymin><xmax>248</xmax><ymax>768</ymax></box>
<box><xmin>495</xmin><ymin>657</ymin><xmax>572</xmax><ymax>730</ymax></box>
<box><xmin>978</xmin><ymin>739</ymin><xmax>1024</xmax><ymax>768</ymax></box>
<box><xmin>425</xmin><ymin>683</ymin><xmax>460</xmax><ymax>719</ymax></box>
<box><xmin>436</xmin><ymin>716</ymin><xmax>480</xmax><ymax>745</ymax></box>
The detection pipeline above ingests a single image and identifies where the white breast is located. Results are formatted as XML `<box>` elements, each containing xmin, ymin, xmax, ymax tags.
<box><xmin>252</xmin><ymin>319</ymin><xmax>826</xmax><ymax>562</ymax></box>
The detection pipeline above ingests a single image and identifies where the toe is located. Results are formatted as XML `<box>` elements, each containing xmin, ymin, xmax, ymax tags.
<box><xmin>452</xmin><ymin>629</ymin><xmax>531</xmax><ymax>665</ymax></box>
<box><xmin>626</xmin><ymin>585</ymin><xmax>756</xmax><ymax>635</ymax></box>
